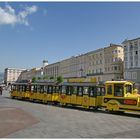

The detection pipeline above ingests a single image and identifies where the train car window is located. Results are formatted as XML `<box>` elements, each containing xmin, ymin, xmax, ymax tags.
<box><xmin>21</xmin><ymin>85</ymin><xmax>23</xmax><ymax>92</ymax></box>
<box><xmin>97</xmin><ymin>87</ymin><xmax>105</xmax><ymax>96</ymax></box>
<box><xmin>13</xmin><ymin>85</ymin><xmax>16</xmax><ymax>91</ymax></box>
<box><xmin>71</xmin><ymin>86</ymin><xmax>77</xmax><ymax>95</ymax></box>
<box><xmin>107</xmin><ymin>85</ymin><xmax>112</xmax><ymax>95</ymax></box>
<box><xmin>114</xmin><ymin>84</ymin><xmax>124</xmax><ymax>97</ymax></box>
<box><xmin>11</xmin><ymin>85</ymin><xmax>14</xmax><ymax>91</ymax></box>
<box><xmin>66</xmin><ymin>86</ymin><xmax>71</xmax><ymax>95</ymax></box>
<box><xmin>19</xmin><ymin>85</ymin><xmax>22</xmax><ymax>92</ymax></box>
<box><xmin>89</xmin><ymin>86</ymin><xmax>97</xmax><ymax>97</ymax></box>
<box><xmin>97</xmin><ymin>87</ymin><xmax>101</xmax><ymax>96</ymax></box>
<box><xmin>37</xmin><ymin>85</ymin><xmax>40</xmax><ymax>93</ymax></box>
<box><xmin>16</xmin><ymin>85</ymin><xmax>18</xmax><ymax>91</ymax></box>
<box><xmin>15</xmin><ymin>85</ymin><xmax>18</xmax><ymax>91</ymax></box>
<box><xmin>17</xmin><ymin>85</ymin><xmax>20</xmax><ymax>91</ymax></box>
<box><xmin>89</xmin><ymin>87</ymin><xmax>95</xmax><ymax>97</ymax></box>
<box><xmin>58</xmin><ymin>86</ymin><xmax>62</xmax><ymax>93</ymax></box>
<box><xmin>22</xmin><ymin>85</ymin><xmax>27</xmax><ymax>92</ymax></box>
<box><xmin>40</xmin><ymin>85</ymin><xmax>44</xmax><ymax>93</ymax></box>
<box><xmin>62</xmin><ymin>86</ymin><xmax>66</xmax><ymax>94</ymax></box>
<box><xmin>83</xmin><ymin>87</ymin><xmax>89</xmax><ymax>95</ymax></box>
<box><xmin>24</xmin><ymin>86</ymin><xmax>27</xmax><ymax>92</ymax></box>
<box><xmin>101</xmin><ymin>87</ymin><xmax>105</xmax><ymax>96</ymax></box>
<box><xmin>33</xmin><ymin>85</ymin><xmax>37</xmax><ymax>93</ymax></box>
<box><xmin>44</xmin><ymin>85</ymin><xmax>48</xmax><ymax>93</ymax></box>
<box><xmin>56</xmin><ymin>86</ymin><xmax>60</xmax><ymax>93</ymax></box>
<box><xmin>77</xmin><ymin>86</ymin><xmax>83</xmax><ymax>96</ymax></box>
<box><xmin>68</xmin><ymin>86</ymin><xmax>72</xmax><ymax>94</ymax></box>
<box><xmin>126</xmin><ymin>85</ymin><xmax>132</xmax><ymax>94</ymax></box>
<box><xmin>47</xmin><ymin>85</ymin><xmax>53</xmax><ymax>94</ymax></box>
<box><xmin>53</xmin><ymin>86</ymin><xmax>58</xmax><ymax>93</ymax></box>
<box><xmin>30</xmin><ymin>85</ymin><xmax>34</xmax><ymax>92</ymax></box>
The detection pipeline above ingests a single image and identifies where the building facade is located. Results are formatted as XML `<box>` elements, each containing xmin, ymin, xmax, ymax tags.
<box><xmin>17</xmin><ymin>44</ymin><xmax>124</xmax><ymax>83</ymax></box>
<box><xmin>44</xmin><ymin>62</ymin><xmax>60</xmax><ymax>78</ymax></box>
<box><xmin>123</xmin><ymin>37</ymin><xmax>140</xmax><ymax>83</ymax></box>
<box><xmin>43</xmin><ymin>44</ymin><xmax>124</xmax><ymax>82</ymax></box>
<box><xmin>4</xmin><ymin>68</ymin><xmax>26</xmax><ymax>85</ymax></box>
<box><xmin>103</xmin><ymin>44</ymin><xmax>124</xmax><ymax>81</ymax></box>
<box><xmin>17</xmin><ymin>68</ymin><xmax>43</xmax><ymax>82</ymax></box>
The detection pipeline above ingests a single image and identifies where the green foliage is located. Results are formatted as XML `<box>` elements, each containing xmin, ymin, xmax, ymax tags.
<box><xmin>43</xmin><ymin>75</ymin><xmax>48</xmax><ymax>80</ymax></box>
<box><xmin>32</xmin><ymin>77</ymin><xmax>36</xmax><ymax>83</ymax></box>
<box><xmin>50</xmin><ymin>76</ymin><xmax>54</xmax><ymax>80</ymax></box>
<box><xmin>56</xmin><ymin>76</ymin><xmax>63</xmax><ymax>83</ymax></box>
<box><xmin>37</xmin><ymin>77</ymin><xmax>41</xmax><ymax>80</ymax></box>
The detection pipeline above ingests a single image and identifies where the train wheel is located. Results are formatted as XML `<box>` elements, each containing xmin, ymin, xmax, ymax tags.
<box><xmin>43</xmin><ymin>100</ymin><xmax>48</xmax><ymax>104</ymax></box>
<box><xmin>82</xmin><ymin>106</ymin><xmax>89</xmax><ymax>109</ymax></box>
<box><xmin>60</xmin><ymin>102</ymin><xmax>66</xmax><ymax>107</ymax></box>
<box><xmin>11</xmin><ymin>96</ymin><xmax>15</xmax><ymax>99</ymax></box>
<box><xmin>90</xmin><ymin>106</ymin><xmax>98</xmax><ymax>111</ymax></box>
<box><xmin>53</xmin><ymin>101</ymin><xmax>58</xmax><ymax>105</ymax></box>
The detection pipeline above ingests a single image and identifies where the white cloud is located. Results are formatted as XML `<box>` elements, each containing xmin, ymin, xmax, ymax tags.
<box><xmin>0</xmin><ymin>4</ymin><xmax>38</xmax><ymax>26</ymax></box>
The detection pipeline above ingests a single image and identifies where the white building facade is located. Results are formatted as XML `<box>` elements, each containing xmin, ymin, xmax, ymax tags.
<box><xmin>123</xmin><ymin>37</ymin><xmax>140</xmax><ymax>82</ymax></box>
<box><xmin>4</xmin><ymin>68</ymin><xmax>26</xmax><ymax>85</ymax></box>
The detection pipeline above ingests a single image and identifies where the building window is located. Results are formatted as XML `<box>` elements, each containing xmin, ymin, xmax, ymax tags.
<box><xmin>128</xmin><ymin>72</ymin><xmax>131</xmax><ymax>79</ymax></box>
<box><xmin>124</xmin><ymin>56</ymin><xmax>127</xmax><ymax>61</ymax></box>
<box><xmin>96</xmin><ymin>60</ymin><xmax>98</xmax><ymax>65</ymax></box>
<box><xmin>124</xmin><ymin>46</ymin><xmax>127</xmax><ymax>51</ymax></box>
<box><xmin>135</xmin><ymin>61</ymin><xmax>138</xmax><ymax>67</ymax></box>
<box><xmin>108</xmin><ymin>67</ymin><xmax>110</xmax><ymax>71</ymax></box>
<box><xmin>114</xmin><ymin>66</ymin><xmax>117</xmax><ymax>71</ymax></box>
<box><xmin>118</xmin><ymin>66</ymin><xmax>121</xmax><ymax>70</ymax></box>
<box><xmin>100</xmin><ymin>60</ymin><xmax>102</xmax><ymax>64</ymax></box>
<box><xmin>112</xmin><ymin>67</ymin><xmax>113</xmax><ymax>71</ymax></box>
<box><xmin>132</xmin><ymin>72</ymin><xmax>137</xmax><ymax>80</ymax></box>
<box><xmin>130</xmin><ymin>62</ymin><xmax>133</xmax><ymax>67</ymax></box>
<box><xmin>136</xmin><ymin>51</ymin><xmax>138</xmax><ymax>55</ymax></box>
<box><xmin>96</xmin><ymin>69</ymin><xmax>98</xmax><ymax>73</ymax></box>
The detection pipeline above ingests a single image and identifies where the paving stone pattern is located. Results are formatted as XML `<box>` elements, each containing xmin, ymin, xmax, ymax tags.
<box><xmin>1</xmin><ymin>90</ymin><xmax>140</xmax><ymax>138</ymax></box>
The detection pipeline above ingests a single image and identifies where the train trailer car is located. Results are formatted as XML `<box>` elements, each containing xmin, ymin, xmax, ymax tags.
<box><xmin>59</xmin><ymin>82</ymin><xmax>105</xmax><ymax>109</ymax></box>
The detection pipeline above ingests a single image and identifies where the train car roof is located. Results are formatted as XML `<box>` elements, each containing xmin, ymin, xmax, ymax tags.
<box><xmin>12</xmin><ymin>82</ymin><xmax>59</xmax><ymax>86</ymax></box>
<box><xmin>60</xmin><ymin>82</ymin><xmax>104</xmax><ymax>87</ymax></box>
<box><xmin>105</xmin><ymin>81</ymin><xmax>134</xmax><ymax>84</ymax></box>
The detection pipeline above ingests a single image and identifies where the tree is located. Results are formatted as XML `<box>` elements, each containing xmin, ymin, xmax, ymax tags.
<box><xmin>37</xmin><ymin>77</ymin><xmax>41</xmax><ymax>81</ymax></box>
<box><xmin>43</xmin><ymin>75</ymin><xmax>48</xmax><ymax>80</ymax></box>
<box><xmin>50</xmin><ymin>76</ymin><xmax>54</xmax><ymax>80</ymax></box>
<box><xmin>32</xmin><ymin>77</ymin><xmax>36</xmax><ymax>83</ymax></box>
<box><xmin>56</xmin><ymin>76</ymin><xmax>63</xmax><ymax>83</ymax></box>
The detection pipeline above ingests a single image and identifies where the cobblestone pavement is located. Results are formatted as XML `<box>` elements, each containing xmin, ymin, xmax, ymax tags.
<box><xmin>1</xmin><ymin>90</ymin><xmax>140</xmax><ymax>138</ymax></box>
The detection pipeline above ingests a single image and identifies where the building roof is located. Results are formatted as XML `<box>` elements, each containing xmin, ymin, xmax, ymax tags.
<box><xmin>122</xmin><ymin>37</ymin><xmax>140</xmax><ymax>44</ymax></box>
<box><xmin>5</xmin><ymin>68</ymin><xmax>26</xmax><ymax>71</ymax></box>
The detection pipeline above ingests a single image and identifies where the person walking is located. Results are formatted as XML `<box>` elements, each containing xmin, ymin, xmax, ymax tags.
<box><xmin>0</xmin><ymin>86</ymin><xmax>3</xmax><ymax>95</ymax></box>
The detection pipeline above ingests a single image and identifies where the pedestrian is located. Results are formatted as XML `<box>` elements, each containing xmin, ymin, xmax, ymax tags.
<box><xmin>0</xmin><ymin>86</ymin><xmax>3</xmax><ymax>95</ymax></box>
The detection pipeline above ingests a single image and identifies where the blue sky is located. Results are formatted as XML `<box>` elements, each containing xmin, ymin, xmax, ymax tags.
<box><xmin>0</xmin><ymin>2</ymin><xmax>140</xmax><ymax>72</ymax></box>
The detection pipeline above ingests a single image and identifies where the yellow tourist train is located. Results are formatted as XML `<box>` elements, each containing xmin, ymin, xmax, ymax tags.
<box><xmin>10</xmin><ymin>78</ymin><xmax>140</xmax><ymax>114</ymax></box>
